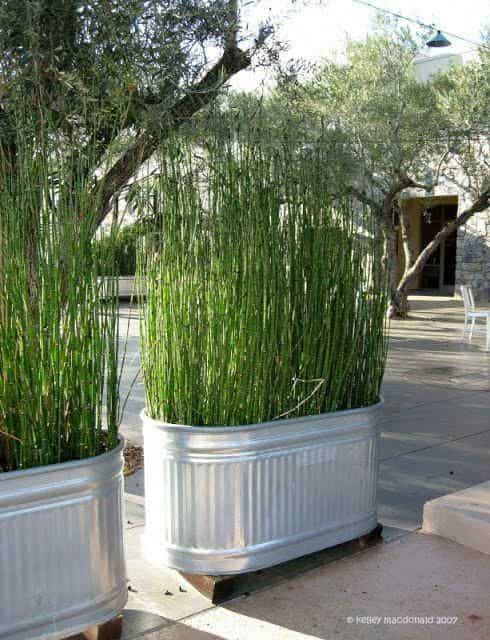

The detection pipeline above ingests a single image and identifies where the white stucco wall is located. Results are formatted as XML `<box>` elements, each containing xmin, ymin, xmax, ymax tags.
<box><xmin>414</xmin><ymin>53</ymin><xmax>463</xmax><ymax>83</ymax></box>
<box><xmin>410</xmin><ymin>54</ymin><xmax>489</xmax><ymax>300</ymax></box>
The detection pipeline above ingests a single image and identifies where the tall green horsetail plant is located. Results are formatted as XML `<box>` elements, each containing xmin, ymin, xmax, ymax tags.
<box><xmin>0</xmin><ymin>116</ymin><xmax>121</xmax><ymax>472</ymax></box>
<box><xmin>139</xmin><ymin>138</ymin><xmax>388</xmax><ymax>427</ymax></box>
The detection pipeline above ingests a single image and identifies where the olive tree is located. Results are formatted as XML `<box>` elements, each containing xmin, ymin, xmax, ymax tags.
<box><xmin>394</xmin><ymin>39</ymin><xmax>490</xmax><ymax>305</ymax></box>
<box><xmin>0</xmin><ymin>0</ymin><xmax>275</xmax><ymax>227</ymax></box>
<box><xmin>276</xmin><ymin>24</ymin><xmax>489</xmax><ymax>316</ymax></box>
<box><xmin>299</xmin><ymin>28</ymin><xmax>449</xmax><ymax>316</ymax></box>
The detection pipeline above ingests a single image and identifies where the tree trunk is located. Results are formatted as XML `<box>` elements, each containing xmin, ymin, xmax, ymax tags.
<box><xmin>383</xmin><ymin>224</ymin><xmax>407</xmax><ymax>319</ymax></box>
<box><xmin>388</xmin><ymin>207</ymin><xmax>413</xmax><ymax>318</ymax></box>
<box><xmin>378</xmin><ymin>178</ymin><xmax>418</xmax><ymax>319</ymax></box>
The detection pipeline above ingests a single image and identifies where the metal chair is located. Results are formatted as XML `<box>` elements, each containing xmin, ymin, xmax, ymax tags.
<box><xmin>461</xmin><ymin>285</ymin><xmax>490</xmax><ymax>351</ymax></box>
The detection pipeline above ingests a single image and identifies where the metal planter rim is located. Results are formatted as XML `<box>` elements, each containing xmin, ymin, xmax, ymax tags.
<box><xmin>141</xmin><ymin>398</ymin><xmax>383</xmax><ymax>433</ymax></box>
<box><xmin>0</xmin><ymin>437</ymin><xmax>124</xmax><ymax>480</ymax></box>
<box><xmin>141</xmin><ymin>400</ymin><xmax>382</xmax><ymax>458</ymax></box>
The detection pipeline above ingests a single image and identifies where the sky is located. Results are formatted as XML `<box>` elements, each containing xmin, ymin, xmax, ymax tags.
<box><xmin>231</xmin><ymin>0</ymin><xmax>490</xmax><ymax>91</ymax></box>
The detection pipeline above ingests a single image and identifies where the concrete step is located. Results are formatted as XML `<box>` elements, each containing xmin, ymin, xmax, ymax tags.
<box><xmin>422</xmin><ymin>481</ymin><xmax>490</xmax><ymax>555</ymax></box>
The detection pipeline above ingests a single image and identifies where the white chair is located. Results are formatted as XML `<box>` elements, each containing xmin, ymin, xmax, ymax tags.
<box><xmin>461</xmin><ymin>285</ymin><xmax>490</xmax><ymax>351</ymax></box>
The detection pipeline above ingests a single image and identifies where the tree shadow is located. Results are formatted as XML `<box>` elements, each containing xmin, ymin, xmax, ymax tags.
<box><xmin>68</xmin><ymin>609</ymin><xmax>224</xmax><ymax>640</ymax></box>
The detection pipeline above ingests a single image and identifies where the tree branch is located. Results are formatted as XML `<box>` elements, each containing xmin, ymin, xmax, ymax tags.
<box><xmin>348</xmin><ymin>185</ymin><xmax>383</xmax><ymax>213</ymax></box>
<box><xmin>404</xmin><ymin>178</ymin><xmax>435</xmax><ymax>191</ymax></box>
<box><xmin>94</xmin><ymin>44</ymin><xmax>252</xmax><ymax>226</ymax></box>
<box><xmin>381</xmin><ymin>175</ymin><xmax>417</xmax><ymax>220</ymax></box>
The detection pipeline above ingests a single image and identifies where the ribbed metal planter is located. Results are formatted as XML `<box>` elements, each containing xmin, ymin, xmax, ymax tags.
<box><xmin>0</xmin><ymin>442</ymin><xmax>127</xmax><ymax>640</ymax></box>
<box><xmin>118</xmin><ymin>276</ymin><xmax>136</xmax><ymax>298</ymax></box>
<box><xmin>142</xmin><ymin>401</ymin><xmax>382</xmax><ymax>575</ymax></box>
<box><xmin>118</xmin><ymin>276</ymin><xmax>146</xmax><ymax>298</ymax></box>
<box><xmin>98</xmin><ymin>276</ymin><xmax>146</xmax><ymax>300</ymax></box>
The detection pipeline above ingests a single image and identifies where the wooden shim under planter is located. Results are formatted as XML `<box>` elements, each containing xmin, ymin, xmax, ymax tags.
<box><xmin>181</xmin><ymin>524</ymin><xmax>383</xmax><ymax>605</ymax></box>
<box><xmin>81</xmin><ymin>615</ymin><xmax>123</xmax><ymax>640</ymax></box>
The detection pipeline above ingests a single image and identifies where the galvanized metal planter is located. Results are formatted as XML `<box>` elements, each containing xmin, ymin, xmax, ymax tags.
<box><xmin>118</xmin><ymin>276</ymin><xmax>136</xmax><ymax>298</ymax></box>
<box><xmin>142</xmin><ymin>401</ymin><xmax>382</xmax><ymax>575</ymax></box>
<box><xmin>0</xmin><ymin>442</ymin><xmax>127</xmax><ymax>640</ymax></box>
<box><xmin>98</xmin><ymin>276</ymin><xmax>145</xmax><ymax>299</ymax></box>
<box><xmin>118</xmin><ymin>276</ymin><xmax>146</xmax><ymax>299</ymax></box>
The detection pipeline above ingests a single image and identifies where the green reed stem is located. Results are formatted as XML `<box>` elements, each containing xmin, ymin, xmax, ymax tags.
<box><xmin>0</xmin><ymin>116</ymin><xmax>120</xmax><ymax>472</ymax></box>
<box><xmin>139</xmin><ymin>137</ymin><xmax>388</xmax><ymax>426</ymax></box>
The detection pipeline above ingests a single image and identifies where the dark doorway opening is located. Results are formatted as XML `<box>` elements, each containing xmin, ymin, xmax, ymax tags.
<box><xmin>420</xmin><ymin>203</ymin><xmax>457</xmax><ymax>291</ymax></box>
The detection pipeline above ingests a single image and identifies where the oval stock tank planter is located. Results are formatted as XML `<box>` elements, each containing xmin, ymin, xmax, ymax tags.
<box><xmin>0</xmin><ymin>442</ymin><xmax>127</xmax><ymax>640</ymax></box>
<box><xmin>118</xmin><ymin>275</ymin><xmax>136</xmax><ymax>299</ymax></box>
<box><xmin>142</xmin><ymin>401</ymin><xmax>382</xmax><ymax>575</ymax></box>
<box><xmin>119</xmin><ymin>276</ymin><xmax>146</xmax><ymax>299</ymax></box>
<box><xmin>98</xmin><ymin>276</ymin><xmax>146</xmax><ymax>300</ymax></box>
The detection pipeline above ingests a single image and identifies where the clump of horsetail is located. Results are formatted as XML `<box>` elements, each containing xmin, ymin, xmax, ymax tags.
<box><xmin>139</xmin><ymin>137</ymin><xmax>388</xmax><ymax>426</ymax></box>
<box><xmin>0</xmin><ymin>118</ymin><xmax>120</xmax><ymax>472</ymax></box>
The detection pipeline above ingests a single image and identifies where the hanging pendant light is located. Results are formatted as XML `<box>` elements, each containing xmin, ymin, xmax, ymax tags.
<box><xmin>426</xmin><ymin>30</ymin><xmax>452</xmax><ymax>48</ymax></box>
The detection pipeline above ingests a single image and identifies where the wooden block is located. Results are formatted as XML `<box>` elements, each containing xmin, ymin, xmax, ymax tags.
<box><xmin>358</xmin><ymin>523</ymin><xmax>383</xmax><ymax>549</ymax></box>
<box><xmin>82</xmin><ymin>615</ymin><xmax>123</xmax><ymax>640</ymax></box>
<box><xmin>180</xmin><ymin>573</ymin><xmax>239</xmax><ymax>605</ymax></box>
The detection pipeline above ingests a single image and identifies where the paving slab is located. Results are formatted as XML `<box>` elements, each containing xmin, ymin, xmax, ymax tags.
<box><xmin>125</xmin><ymin>526</ymin><xmax>213</xmax><ymax>625</ymax></box>
<box><xmin>145</xmin><ymin>533</ymin><xmax>490</xmax><ymax>640</ymax></box>
<box><xmin>380</xmin><ymin>379</ymin><xmax>484</xmax><ymax>416</ymax></box>
<box><xmin>381</xmin><ymin>389</ymin><xmax>489</xmax><ymax>439</ymax></box>
<box><xmin>125</xmin><ymin>495</ymin><xmax>146</xmax><ymax>529</ymax></box>
<box><xmin>378</xmin><ymin>429</ymin><xmax>490</xmax><ymax>530</ymax></box>
<box><xmin>423</xmin><ymin>481</ymin><xmax>490</xmax><ymax>555</ymax></box>
<box><xmin>378</xmin><ymin>429</ymin><xmax>446</xmax><ymax>460</ymax></box>
<box><xmin>83</xmin><ymin>506</ymin><xmax>488</xmax><ymax>640</ymax></box>
<box><xmin>125</xmin><ymin>468</ymin><xmax>145</xmax><ymax>497</ymax></box>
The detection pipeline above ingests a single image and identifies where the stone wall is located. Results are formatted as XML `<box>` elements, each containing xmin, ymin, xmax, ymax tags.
<box><xmin>455</xmin><ymin>210</ymin><xmax>490</xmax><ymax>302</ymax></box>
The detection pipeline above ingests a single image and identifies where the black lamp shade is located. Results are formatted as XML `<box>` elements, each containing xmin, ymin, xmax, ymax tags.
<box><xmin>427</xmin><ymin>30</ymin><xmax>452</xmax><ymax>48</ymax></box>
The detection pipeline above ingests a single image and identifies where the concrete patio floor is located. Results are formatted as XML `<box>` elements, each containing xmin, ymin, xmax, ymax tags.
<box><xmin>379</xmin><ymin>294</ymin><xmax>490</xmax><ymax>531</ymax></box>
<box><xmin>137</xmin><ymin>532</ymin><xmax>490</xmax><ymax>640</ymax></box>
<box><xmin>100</xmin><ymin>294</ymin><xmax>490</xmax><ymax>640</ymax></box>
<box><xmin>72</xmin><ymin>528</ymin><xmax>490</xmax><ymax>640</ymax></box>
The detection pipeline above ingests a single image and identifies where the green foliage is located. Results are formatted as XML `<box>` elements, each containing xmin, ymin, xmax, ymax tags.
<box><xmin>0</xmin><ymin>115</ymin><xmax>120</xmax><ymax>472</ymax></box>
<box><xmin>425</xmin><ymin>28</ymin><xmax>489</xmax><ymax>131</ymax></box>
<box><xmin>435</xmin><ymin>38</ymin><xmax>490</xmax><ymax>197</ymax></box>
<box><xmin>139</xmin><ymin>137</ymin><xmax>388</xmax><ymax>427</ymax></box>
<box><xmin>0</xmin><ymin>1</ymin><xmax>252</xmax><ymax>231</ymax></box>
<box><xmin>188</xmin><ymin>89</ymin><xmax>318</xmax><ymax>148</ymax></box>
<box><xmin>0</xmin><ymin>1</ymin><xmax>238</xmax><ymax>106</ymax></box>
<box><xmin>302</xmin><ymin>32</ymin><xmax>446</xmax><ymax>196</ymax></box>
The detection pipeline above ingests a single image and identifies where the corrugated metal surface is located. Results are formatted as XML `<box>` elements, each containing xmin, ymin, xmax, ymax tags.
<box><xmin>0</xmin><ymin>443</ymin><xmax>127</xmax><ymax>640</ymax></box>
<box><xmin>143</xmin><ymin>402</ymin><xmax>382</xmax><ymax>575</ymax></box>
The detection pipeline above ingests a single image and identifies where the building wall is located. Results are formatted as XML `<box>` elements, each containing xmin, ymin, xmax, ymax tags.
<box><xmin>412</xmin><ymin>53</ymin><xmax>489</xmax><ymax>302</ymax></box>
<box><xmin>414</xmin><ymin>53</ymin><xmax>463</xmax><ymax>83</ymax></box>
<box><xmin>456</xmin><ymin>210</ymin><xmax>490</xmax><ymax>302</ymax></box>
